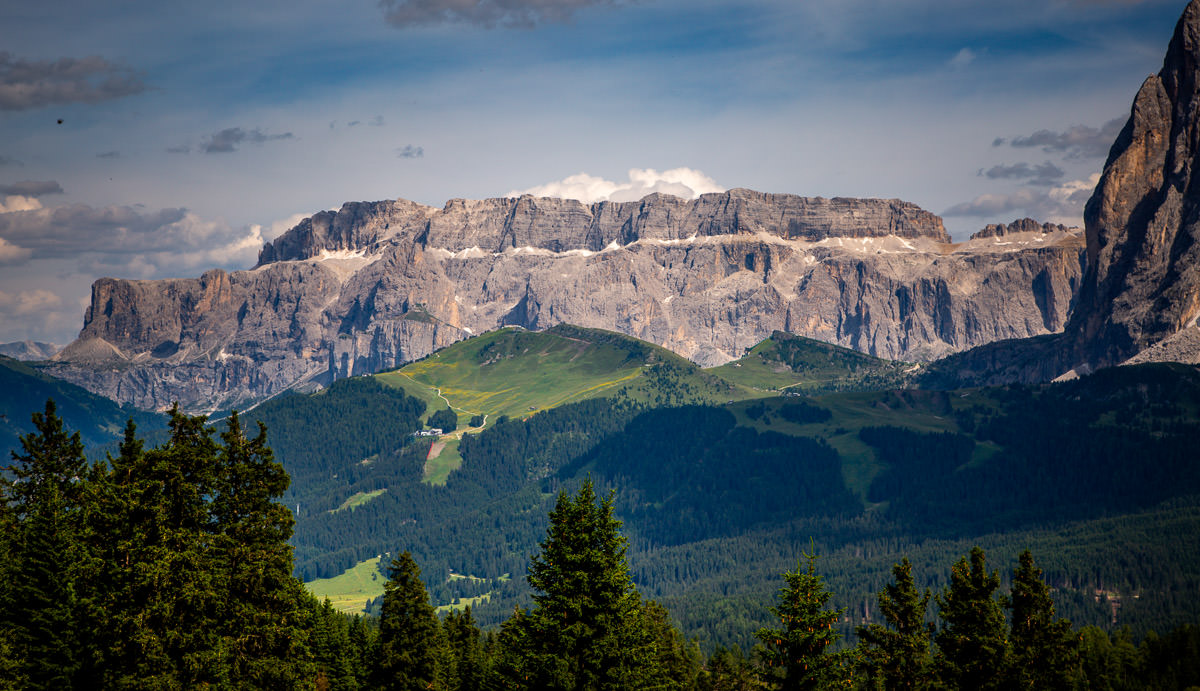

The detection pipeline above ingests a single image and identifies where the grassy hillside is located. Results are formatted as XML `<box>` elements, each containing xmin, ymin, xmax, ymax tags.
<box><xmin>237</xmin><ymin>326</ymin><xmax>1200</xmax><ymax>649</ymax></box>
<box><xmin>710</xmin><ymin>330</ymin><xmax>913</xmax><ymax>394</ymax></box>
<box><xmin>374</xmin><ymin>325</ymin><xmax>766</xmax><ymax>480</ymax></box>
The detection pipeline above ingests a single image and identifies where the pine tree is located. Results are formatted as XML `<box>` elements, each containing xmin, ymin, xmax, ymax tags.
<box><xmin>211</xmin><ymin>411</ymin><xmax>308</xmax><ymax>686</ymax></box>
<box><xmin>755</xmin><ymin>550</ymin><xmax>847</xmax><ymax>691</ymax></box>
<box><xmin>1003</xmin><ymin>550</ymin><xmax>1077</xmax><ymax>690</ymax></box>
<box><xmin>443</xmin><ymin>606</ymin><xmax>487</xmax><ymax>691</ymax></box>
<box><xmin>499</xmin><ymin>478</ymin><xmax>660</xmax><ymax>689</ymax></box>
<box><xmin>934</xmin><ymin>547</ymin><xmax>1009</xmax><ymax>690</ymax></box>
<box><xmin>1</xmin><ymin>400</ymin><xmax>92</xmax><ymax>689</ymax></box>
<box><xmin>855</xmin><ymin>558</ymin><xmax>934</xmax><ymax>690</ymax></box>
<box><xmin>374</xmin><ymin>551</ymin><xmax>442</xmax><ymax>690</ymax></box>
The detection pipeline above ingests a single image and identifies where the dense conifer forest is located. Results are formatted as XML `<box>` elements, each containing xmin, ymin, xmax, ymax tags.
<box><xmin>4</xmin><ymin>328</ymin><xmax>1200</xmax><ymax>687</ymax></box>
<box><xmin>3</xmin><ymin>405</ymin><xmax>1198</xmax><ymax>688</ymax></box>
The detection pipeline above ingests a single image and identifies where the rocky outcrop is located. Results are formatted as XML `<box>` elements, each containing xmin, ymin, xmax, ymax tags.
<box><xmin>1063</xmin><ymin>0</ymin><xmax>1200</xmax><ymax>371</ymax></box>
<box><xmin>921</xmin><ymin>0</ymin><xmax>1200</xmax><ymax>387</ymax></box>
<box><xmin>44</xmin><ymin>189</ymin><xmax>1084</xmax><ymax>412</ymax></box>
<box><xmin>970</xmin><ymin>218</ymin><xmax>1076</xmax><ymax>240</ymax></box>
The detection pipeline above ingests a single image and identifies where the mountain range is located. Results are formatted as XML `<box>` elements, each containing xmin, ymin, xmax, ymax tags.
<box><xmin>38</xmin><ymin>2</ymin><xmax>1200</xmax><ymax>413</ymax></box>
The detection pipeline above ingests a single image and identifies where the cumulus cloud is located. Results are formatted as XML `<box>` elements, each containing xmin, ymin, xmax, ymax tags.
<box><xmin>943</xmin><ymin>173</ymin><xmax>1100</xmax><ymax>225</ymax></box>
<box><xmin>0</xmin><ymin>196</ymin><xmax>44</xmax><ymax>213</ymax></box>
<box><xmin>396</xmin><ymin>145</ymin><xmax>424</xmax><ymax>159</ymax></box>
<box><xmin>512</xmin><ymin>167</ymin><xmax>725</xmax><ymax>204</ymax></box>
<box><xmin>0</xmin><ymin>237</ymin><xmax>33</xmax><ymax>265</ymax></box>
<box><xmin>202</xmin><ymin>127</ymin><xmax>295</xmax><ymax>154</ymax></box>
<box><xmin>0</xmin><ymin>288</ymin><xmax>62</xmax><ymax>315</ymax></box>
<box><xmin>979</xmin><ymin>161</ymin><xmax>1064</xmax><ymax>186</ymax></box>
<box><xmin>995</xmin><ymin>117</ymin><xmax>1124</xmax><ymax>159</ymax></box>
<box><xmin>251</xmin><ymin>212</ymin><xmax>310</xmax><ymax>244</ymax></box>
<box><xmin>0</xmin><ymin>201</ymin><xmax>269</xmax><ymax>274</ymax></box>
<box><xmin>379</xmin><ymin>0</ymin><xmax>631</xmax><ymax>28</ymax></box>
<box><xmin>0</xmin><ymin>180</ymin><xmax>63</xmax><ymax>197</ymax></box>
<box><xmin>0</xmin><ymin>51</ymin><xmax>146</xmax><ymax>111</ymax></box>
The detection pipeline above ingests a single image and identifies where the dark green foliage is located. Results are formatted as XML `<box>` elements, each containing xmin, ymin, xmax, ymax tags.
<box><xmin>498</xmin><ymin>479</ymin><xmax>661</xmax><ymax>689</ymax></box>
<box><xmin>1004</xmin><ymin>550</ymin><xmax>1078</xmax><ymax>690</ymax></box>
<box><xmin>469</xmin><ymin>414</ymin><xmax>485</xmax><ymax>428</ymax></box>
<box><xmin>307</xmin><ymin>596</ymin><xmax>369</xmax><ymax>690</ymax></box>
<box><xmin>443</xmin><ymin>606</ymin><xmax>488</xmax><ymax>691</ymax></box>
<box><xmin>855</xmin><ymin>558</ymin><xmax>934</xmax><ymax>690</ymax></box>
<box><xmin>375</xmin><ymin>551</ymin><xmax>442</xmax><ymax>690</ymax></box>
<box><xmin>429</xmin><ymin>407</ymin><xmax>458</xmax><ymax>433</ymax></box>
<box><xmin>248</xmin><ymin>375</ymin><xmax>426</xmax><ymax>503</ymax></box>
<box><xmin>2</xmin><ymin>400</ymin><xmax>92</xmax><ymax>688</ymax></box>
<box><xmin>755</xmin><ymin>552</ymin><xmax>847</xmax><ymax>690</ymax></box>
<box><xmin>2</xmin><ymin>401</ymin><xmax>316</xmax><ymax>688</ymax></box>
<box><xmin>934</xmin><ymin>547</ymin><xmax>1009</xmax><ymax>690</ymax></box>
<box><xmin>570</xmin><ymin>406</ymin><xmax>859</xmax><ymax>545</ymax></box>
<box><xmin>700</xmin><ymin>646</ymin><xmax>763</xmax><ymax>691</ymax></box>
<box><xmin>776</xmin><ymin>401</ymin><xmax>832</xmax><ymax>425</ymax></box>
<box><xmin>643</xmin><ymin>599</ymin><xmax>704</xmax><ymax>690</ymax></box>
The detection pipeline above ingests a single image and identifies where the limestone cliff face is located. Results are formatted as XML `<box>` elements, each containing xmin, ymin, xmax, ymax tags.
<box><xmin>920</xmin><ymin>0</ymin><xmax>1200</xmax><ymax>388</ymax></box>
<box><xmin>45</xmin><ymin>189</ymin><xmax>1084</xmax><ymax>412</ymax></box>
<box><xmin>1064</xmin><ymin>0</ymin><xmax>1200</xmax><ymax>370</ymax></box>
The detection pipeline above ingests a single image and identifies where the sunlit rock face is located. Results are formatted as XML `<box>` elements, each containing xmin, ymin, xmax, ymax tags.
<box><xmin>45</xmin><ymin>188</ymin><xmax>1085</xmax><ymax>412</ymax></box>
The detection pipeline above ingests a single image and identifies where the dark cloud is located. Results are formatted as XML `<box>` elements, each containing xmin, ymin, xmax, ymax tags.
<box><xmin>379</xmin><ymin>0</ymin><xmax>630</xmax><ymax>28</ymax></box>
<box><xmin>202</xmin><ymin>127</ymin><xmax>295</xmax><ymax>154</ymax></box>
<box><xmin>166</xmin><ymin>144</ymin><xmax>191</xmax><ymax>154</ymax></box>
<box><xmin>96</xmin><ymin>150</ymin><xmax>121</xmax><ymax>159</ymax></box>
<box><xmin>0</xmin><ymin>155</ymin><xmax>19</xmax><ymax>167</ymax></box>
<box><xmin>396</xmin><ymin>144</ymin><xmax>424</xmax><ymax>158</ymax></box>
<box><xmin>943</xmin><ymin>174</ymin><xmax>1098</xmax><ymax>222</ymax></box>
<box><xmin>0</xmin><ymin>202</ymin><xmax>266</xmax><ymax>275</ymax></box>
<box><xmin>996</xmin><ymin>117</ymin><xmax>1124</xmax><ymax>159</ymax></box>
<box><xmin>0</xmin><ymin>180</ymin><xmax>64</xmax><ymax>197</ymax></box>
<box><xmin>0</xmin><ymin>51</ymin><xmax>147</xmax><ymax>111</ymax></box>
<box><xmin>979</xmin><ymin>161</ymin><xmax>1064</xmax><ymax>185</ymax></box>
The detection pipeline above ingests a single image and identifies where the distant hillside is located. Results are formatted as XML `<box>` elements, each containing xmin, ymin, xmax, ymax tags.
<box><xmin>711</xmin><ymin>330</ymin><xmax>913</xmax><ymax>394</ymax></box>
<box><xmin>256</xmin><ymin>323</ymin><xmax>1200</xmax><ymax>648</ymax></box>
<box><xmin>0</xmin><ymin>355</ymin><xmax>163</xmax><ymax>458</ymax></box>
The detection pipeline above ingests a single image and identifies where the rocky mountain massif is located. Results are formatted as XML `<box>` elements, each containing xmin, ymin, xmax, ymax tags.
<box><xmin>42</xmin><ymin>189</ymin><xmax>1085</xmax><ymax>412</ymax></box>
<box><xmin>924</xmin><ymin>0</ymin><xmax>1200</xmax><ymax>386</ymax></box>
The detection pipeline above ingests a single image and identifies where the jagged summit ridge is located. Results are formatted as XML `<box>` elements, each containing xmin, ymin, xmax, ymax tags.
<box><xmin>1065</xmin><ymin>0</ymin><xmax>1200</xmax><ymax>369</ymax></box>
<box><xmin>258</xmin><ymin>189</ymin><xmax>950</xmax><ymax>265</ymax></box>
<box><xmin>45</xmin><ymin>189</ymin><xmax>1082</xmax><ymax>412</ymax></box>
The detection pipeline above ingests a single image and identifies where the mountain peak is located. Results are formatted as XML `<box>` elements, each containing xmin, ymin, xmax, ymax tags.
<box><xmin>1063</xmin><ymin>0</ymin><xmax>1200</xmax><ymax>369</ymax></box>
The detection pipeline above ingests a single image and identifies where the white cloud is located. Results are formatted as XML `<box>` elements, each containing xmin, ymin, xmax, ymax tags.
<box><xmin>948</xmin><ymin>48</ymin><xmax>976</xmax><ymax>69</ymax></box>
<box><xmin>0</xmin><ymin>195</ymin><xmax>42</xmax><ymax>213</ymax></box>
<box><xmin>0</xmin><ymin>236</ymin><xmax>32</xmax><ymax>265</ymax></box>
<box><xmin>512</xmin><ymin>167</ymin><xmax>725</xmax><ymax>204</ymax></box>
<box><xmin>0</xmin><ymin>288</ymin><xmax>62</xmax><ymax>315</ymax></box>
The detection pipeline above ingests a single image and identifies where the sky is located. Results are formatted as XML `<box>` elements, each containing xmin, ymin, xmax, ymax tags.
<box><xmin>0</xmin><ymin>0</ymin><xmax>1189</xmax><ymax>345</ymax></box>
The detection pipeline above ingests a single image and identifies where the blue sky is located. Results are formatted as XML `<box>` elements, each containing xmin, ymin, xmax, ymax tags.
<box><xmin>0</xmin><ymin>0</ymin><xmax>1188</xmax><ymax>344</ymax></box>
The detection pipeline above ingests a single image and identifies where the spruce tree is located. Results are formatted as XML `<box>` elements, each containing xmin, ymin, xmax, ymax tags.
<box><xmin>374</xmin><ymin>551</ymin><xmax>442</xmax><ymax>690</ymax></box>
<box><xmin>212</xmin><ymin>411</ymin><xmax>307</xmax><ymax>686</ymax></box>
<box><xmin>934</xmin><ymin>547</ymin><xmax>1009</xmax><ymax>690</ymax></box>
<box><xmin>755</xmin><ymin>551</ymin><xmax>847</xmax><ymax>691</ymax></box>
<box><xmin>1003</xmin><ymin>550</ymin><xmax>1077</xmax><ymax>690</ymax></box>
<box><xmin>500</xmin><ymin>478</ymin><xmax>660</xmax><ymax>689</ymax></box>
<box><xmin>855</xmin><ymin>558</ymin><xmax>934</xmax><ymax>690</ymax></box>
<box><xmin>1</xmin><ymin>400</ymin><xmax>92</xmax><ymax>689</ymax></box>
<box><xmin>443</xmin><ymin>606</ymin><xmax>487</xmax><ymax>691</ymax></box>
